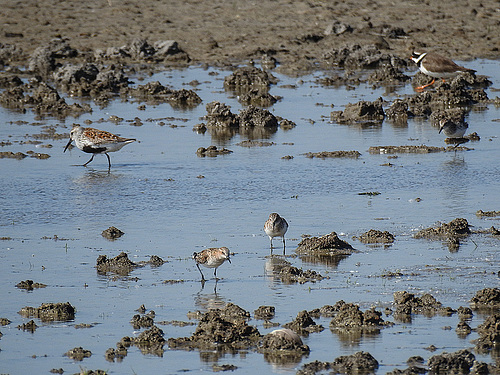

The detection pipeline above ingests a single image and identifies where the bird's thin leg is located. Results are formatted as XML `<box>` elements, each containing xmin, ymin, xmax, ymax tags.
<box><xmin>82</xmin><ymin>154</ymin><xmax>95</xmax><ymax>167</ymax></box>
<box><xmin>196</xmin><ymin>264</ymin><xmax>206</xmax><ymax>281</ymax></box>
<box><xmin>105</xmin><ymin>153</ymin><xmax>111</xmax><ymax>169</ymax></box>
<box><xmin>416</xmin><ymin>78</ymin><xmax>436</xmax><ymax>90</ymax></box>
<box><xmin>214</xmin><ymin>268</ymin><xmax>218</xmax><ymax>281</ymax></box>
<box><xmin>283</xmin><ymin>236</ymin><xmax>286</xmax><ymax>255</ymax></box>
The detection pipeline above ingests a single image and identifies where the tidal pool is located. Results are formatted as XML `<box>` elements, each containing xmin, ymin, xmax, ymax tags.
<box><xmin>0</xmin><ymin>60</ymin><xmax>499</xmax><ymax>374</ymax></box>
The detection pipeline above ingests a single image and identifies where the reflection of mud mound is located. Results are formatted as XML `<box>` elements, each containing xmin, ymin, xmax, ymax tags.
<box><xmin>284</xmin><ymin>310</ymin><xmax>324</xmax><ymax>336</ymax></box>
<box><xmin>331</xmin><ymin>98</ymin><xmax>385</xmax><ymax>124</ymax></box>
<box><xmin>18</xmin><ymin>302</ymin><xmax>76</xmax><ymax>322</ymax></box>
<box><xmin>369</xmin><ymin>145</ymin><xmax>465</xmax><ymax>154</ymax></box>
<box><xmin>168</xmin><ymin>303</ymin><xmax>261</xmax><ymax>351</ymax></box>
<box><xmin>96</xmin><ymin>252</ymin><xmax>141</xmax><ymax>276</ymax></box>
<box><xmin>297</xmin><ymin>351</ymin><xmax>379</xmax><ymax>375</ymax></box>
<box><xmin>470</xmin><ymin>288</ymin><xmax>500</xmax><ymax>310</ymax></box>
<box><xmin>296</xmin><ymin>232</ymin><xmax>354</xmax><ymax>256</ymax></box>
<box><xmin>393</xmin><ymin>291</ymin><xmax>455</xmax><ymax>321</ymax></box>
<box><xmin>357</xmin><ymin>229</ymin><xmax>395</xmax><ymax>244</ymax></box>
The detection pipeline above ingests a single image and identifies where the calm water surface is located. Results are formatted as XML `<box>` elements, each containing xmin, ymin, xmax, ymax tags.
<box><xmin>0</xmin><ymin>60</ymin><xmax>499</xmax><ymax>374</ymax></box>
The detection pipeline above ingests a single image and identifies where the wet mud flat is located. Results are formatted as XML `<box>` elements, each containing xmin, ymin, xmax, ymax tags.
<box><xmin>0</xmin><ymin>1</ymin><xmax>500</xmax><ymax>375</ymax></box>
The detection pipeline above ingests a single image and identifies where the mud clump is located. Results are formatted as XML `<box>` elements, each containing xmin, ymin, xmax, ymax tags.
<box><xmin>283</xmin><ymin>310</ymin><xmax>324</xmax><ymax>335</ymax></box>
<box><xmin>238</xmin><ymin>88</ymin><xmax>279</xmax><ymax>107</ymax></box>
<box><xmin>18</xmin><ymin>302</ymin><xmax>76</xmax><ymax>322</ymax></box>
<box><xmin>414</xmin><ymin>218</ymin><xmax>471</xmax><ymax>250</ymax></box>
<box><xmin>296</xmin><ymin>232</ymin><xmax>355</xmax><ymax>257</ymax></box>
<box><xmin>96</xmin><ymin>252</ymin><xmax>140</xmax><ymax>275</ymax></box>
<box><xmin>277</xmin><ymin>265</ymin><xmax>326</xmax><ymax>284</ymax></box>
<box><xmin>223</xmin><ymin>66</ymin><xmax>275</xmax><ymax>95</ymax></box>
<box><xmin>304</xmin><ymin>150</ymin><xmax>361</xmax><ymax>159</ymax></box>
<box><xmin>239</xmin><ymin>105</ymin><xmax>278</xmax><ymax>127</ymax></box>
<box><xmin>470</xmin><ymin>288</ymin><xmax>500</xmax><ymax>310</ymax></box>
<box><xmin>0</xmin><ymin>151</ymin><xmax>28</xmax><ymax>159</ymax></box>
<box><xmin>428</xmin><ymin>349</ymin><xmax>477</xmax><ymax>374</ymax></box>
<box><xmin>0</xmin><ymin>318</ymin><xmax>11</xmax><ymax>326</ymax></box>
<box><xmin>476</xmin><ymin>210</ymin><xmax>500</xmax><ymax>218</ymax></box>
<box><xmin>357</xmin><ymin>229</ymin><xmax>395</xmax><ymax>244</ymax></box>
<box><xmin>196</xmin><ymin>145</ymin><xmax>233</xmax><ymax>157</ymax></box>
<box><xmin>64</xmin><ymin>346</ymin><xmax>92</xmax><ymax>361</ymax></box>
<box><xmin>131</xmin><ymin>314</ymin><xmax>155</xmax><ymax>329</ymax></box>
<box><xmin>101</xmin><ymin>226</ymin><xmax>124</xmax><ymax>240</ymax></box>
<box><xmin>331</xmin><ymin>98</ymin><xmax>385</xmax><ymax>124</ymax></box>
<box><xmin>393</xmin><ymin>291</ymin><xmax>455</xmax><ymax>320</ymax></box>
<box><xmin>297</xmin><ymin>351</ymin><xmax>379</xmax><ymax>375</ymax></box>
<box><xmin>131</xmin><ymin>325</ymin><xmax>166</xmax><ymax>356</ymax></box>
<box><xmin>254</xmin><ymin>306</ymin><xmax>275</xmax><ymax>320</ymax></box>
<box><xmin>16</xmin><ymin>279</ymin><xmax>47</xmax><ymax>290</ymax></box>
<box><xmin>369</xmin><ymin>145</ymin><xmax>460</xmax><ymax>154</ymax></box>
<box><xmin>17</xmin><ymin>319</ymin><xmax>38</xmax><ymax>332</ymax></box>
<box><xmin>475</xmin><ymin>313</ymin><xmax>500</xmax><ymax>353</ymax></box>
<box><xmin>204</xmin><ymin>101</ymin><xmax>240</xmax><ymax>128</ymax></box>
<box><xmin>168</xmin><ymin>303</ymin><xmax>260</xmax><ymax>351</ymax></box>
<box><xmin>322</xmin><ymin>43</ymin><xmax>406</xmax><ymax>70</ymax></box>
<box><xmin>330</xmin><ymin>302</ymin><xmax>393</xmax><ymax>331</ymax></box>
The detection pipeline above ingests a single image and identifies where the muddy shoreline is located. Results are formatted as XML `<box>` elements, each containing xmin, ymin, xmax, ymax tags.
<box><xmin>2</xmin><ymin>0</ymin><xmax>499</xmax><ymax>73</ymax></box>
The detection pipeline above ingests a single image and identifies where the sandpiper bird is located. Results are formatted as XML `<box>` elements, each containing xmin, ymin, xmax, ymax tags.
<box><xmin>410</xmin><ymin>51</ymin><xmax>476</xmax><ymax>90</ymax></box>
<box><xmin>193</xmin><ymin>247</ymin><xmax>231</xmax><ymax>281</ymax></box>
<box><xmin>64</xmin><ymin>125</ymin><xmax>136</xmax><ymax>169</ymax></box>
<box><xmin>439</xmin><ymin>119</ymin><xmax>469</xmax><ymax>147</ymax></box>
<box><xmin>264</xmin><ymin>213</ymin><xmax>288</xmax><ymax>252</ymax></box>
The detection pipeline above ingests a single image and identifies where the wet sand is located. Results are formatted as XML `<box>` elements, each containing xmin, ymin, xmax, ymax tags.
<box><xmin>2</xmin><ymin>0</ymin><xmax>499</xmax><ymax>72</ymax></box>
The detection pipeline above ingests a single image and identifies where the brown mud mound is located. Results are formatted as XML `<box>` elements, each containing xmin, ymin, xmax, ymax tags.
<box><xmin>18</xmin><ymin>302</ymin><xmax>76</xmax><ymax>322</ymax></box>
<box><xmin>357</xmin><ymin>229</ymin><xmax>395</xmax><ymax>244</ymax></box>
<box><xmin>275</xmin><ymin>264</ymin><xmax>326</xmax><ymax>284</ymax></box>
<box><xmin>0</xmin><ymin>151</ymin><xmax>28</xmax><ymax>159</ymax></box>
<box><xmin>297</xmin><ymin>351</ymin><xmax>379</xmax><ymax>374</ymax></box>
<box><xmin>476</xmin><ymin>210</ymin><xmax>500</xmax><ymax>218</ymax></box>
<box><xmin>322</xmin><ymin>43</ymin><xmax>406</xmax><ymax>70</ymax></box>
<box><xmin>369</xmin><ymin>145</ymin><xmax>467</xmax><ymax>154</ymax></box>
<box><xmin>239</xmin><ymin>105</ymin><xmax>278</xmax><ymax>128</ymax></box>
<box><xmin>254</xmin><ymin>306</ymin><xmax>275</xmax><ymax>321</ymax></box>
<box><xmin>475</xmin><ymin>313</ymin><xmax>500</xmax><ymax>354</ymax></box>
<box><xmin>105</xmin><ymin>342</ymin><xmax>128</xmax><ymax>363</ymax></box>
<box><xmin>17</xmin><ymin>319</ymin><xmax>38</xmax><ymax>332</ymax></box>
<box><xmin>414</xmin><ymin>218</ymin><xmax>471</xmax><ymax>250</ymax></box>
<box><xmin>204</xmin><ymin>101</ymin><xmax>240</xmax><ymax>128</ymax></box>
<box><xmin>393</xmin><ymin>291</ymin><xmax>455</xmax><ymax>320</ymax></box>
<box><xmin>331</xmin><ymin>98</ymin><xmax>385</xmax><ymax>125</ymax></box>
<box><xmin>0</xmin><ymin>318</ymin><xmax>12</xmax><ymax>326</ymax></box>
<box><xmin>168</xmin><ymin>304</ymin><xmax>261</xmax><ymax>351</ymax></box>
<box><xmin>236</xmin><ymin>140</ymin><xmax>276</xmax><ymax>147</ymax></box>
<box><xmin>131</xmin><ymin>313</ymin><xmax>155</xmax><ymax>329</ymax></box>
<box><xmin>238</xmin><ymin>88</ymin><xmax>279</xmax><ymax>107</ymax></box>
<box><xmin>330</xmin><ymin>302</ymin><xmax>393</xmax><ymax>331</ymax></box>
<box><xmin>283</xmin><ymin>310</ymin><xmax>324</xmax><ymax>335</ymax></box>
<box><xmin>96</xmin><ymin>252</ymin><xmax>140</xmax><ymax>276</ymax></box>
<box><xmin>196</xmin><ymin>146</ymin><xmax>233</xmax><ymax>157</ymax></box>
<box><xmin>64</xmin><ymin>346</ymin><xmax>92</xmax><ymax>361</ymax></box>
<box><xmin>296</xmin><ymin>232</ymin><xmax>355</xmax><ymax>256</ymax></box>
<box><xmin>132</xmin><ymin>325</ymin><xmax>166</xmax><ymax>356</ymax></box>
<box><xmin>223</xmin><ymin>66</ymin><xmax>276</xmax><ymax>95</ymax></box>
<box><xmin>101</xmin><ymin>226</ymin><xmax>124</xmax><ymax>240</ymax></box>
<box><xmin>428</xmin><ymin>349</ymin><xmax>479</xmax><ymax>374</ymax></box>
<box><xmin>16</xmin><ymin>279</ymin><xmax>47</xmax><ymax>290</ymax></box>
<box><xmin>470</xmin><ymin>288</ymin><xmax>500</xmax><ymax>310</ymax></box>
<box><xmin>304</xmin><ymin>150</ymin><xmax>361</xmax><ymax>159</ymax></box>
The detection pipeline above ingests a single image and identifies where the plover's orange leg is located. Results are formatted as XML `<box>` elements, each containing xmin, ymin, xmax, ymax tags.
<box><xmin>416</xmin><ymin>78</ymin><xmax>436</xmax><ymax>90</ymax></box>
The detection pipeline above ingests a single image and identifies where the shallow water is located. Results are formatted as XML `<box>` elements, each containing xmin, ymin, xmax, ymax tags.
<box><xmin>1</xmin><ymin>60</ymin><xmax>499</xmax><ymax>374</ymax></box>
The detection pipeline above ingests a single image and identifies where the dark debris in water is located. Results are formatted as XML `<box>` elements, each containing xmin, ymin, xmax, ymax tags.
<box><xmin>16</xmin><ymin>279</ymin><xmax>47</xmax><ymax>290</ymax></box>
<box><xmin>101</xmin><ymin>226</ymin><xmax>124</xmax><ymax>240</ymax></box>
<box><xmin>303</xmin><ymin>150</ymin><xmax>361</xmax><ymax>158</ymax></box>
<box><xmin>196</xmin><ymin>145</ymin><xmax>233</xmax><ymax>157</ymax></box>
<box><xmin>64</xmin><ymin>346</ymin><xmax>92</xmax><ymax>361</ymax></box>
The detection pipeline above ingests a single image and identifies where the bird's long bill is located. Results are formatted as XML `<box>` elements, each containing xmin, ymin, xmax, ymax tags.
<box><xmin>438</xmin><ymin>127</ymin><xmax>443</xmax><ymax>134</ymax></box>
<box><xmin>63</xmin><ymin>138</ymin><xmax>73</xmax><ymax>153</ymax></box>
<box><xmin>227</xmin><ymin>257</ymin><xmax>231</xmax><ymax>264</ymax></box>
